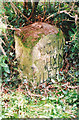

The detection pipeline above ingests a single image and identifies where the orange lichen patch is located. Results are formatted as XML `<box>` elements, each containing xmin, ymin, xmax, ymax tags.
<box><xmin>15</xmin><ymin>22</ymin><xmax>58</xmax><ymax>48</ymax></box>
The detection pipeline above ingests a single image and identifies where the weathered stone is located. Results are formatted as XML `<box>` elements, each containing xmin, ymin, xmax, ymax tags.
<box><xmin>14</xmin><ymin>22</ymin><xmax>65</xmax><ymax>84</ymax></box>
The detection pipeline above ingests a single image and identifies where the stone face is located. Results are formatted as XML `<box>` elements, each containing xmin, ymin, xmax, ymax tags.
<box><xmin>14</xmin><ymin>22</ymin><xmax>65</xmax><ymax>83</ymax></box>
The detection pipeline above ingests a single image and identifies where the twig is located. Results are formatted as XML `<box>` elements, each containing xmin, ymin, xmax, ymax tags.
<box><xmin>0</xmin><ymin>38</ymin><xmax>6</xmax><ymax>46</ymax></box>
<box><xmin>27</xmin><ymin>3</ymin><xmax>35</xmax><ymax>20</ymax></box>
<box><xmin>68</xmin><ymin>72</ymin><xmax>77</xmax><ymax>80</ymax></box>
<box><xmin>2</xmin><ymin>33</ymin><xmax>8</xmax><ymax>41</ymax></box>
<box><xmin>2</xmin><ymin>32</ymin><xmax>15</xmax><ymax>50</ymax></box>
<box><xmin>0</xmin><ymin>43</ymin><xmax>6</xmax><ymax>56</ymax></box>
<box><xmin>44</xmin><ymin>14</ymin><xmax>54</xmax><ymax>22</ymax></box>
<box><xmin>75</xmin><ymin>14</ymin><xmax>78</xmax><ymax>25</ymax></box>
<box><xmin>10</xmin><ymin>2</ymin><xmax>29</xmax><ymax>22</ymax></box>
<box><xmin>7</xmin><ymin>27</ymin><xmax>21</xmax><ymax>31</ymax></box>
<box><xmin>67</xmin><ymin>32</ymin><xmax>77</xmax><ymax>43</ymax></box>
<box><xmin>67</xmin><ymin>86</ymin><xmax>78</xmax><ymax>89</ymax></box>
<box><xmin>44</xmin><ymin>10</ymin><xmax>79</xmax><ymax>22</ymax></box>
<box><xmin>10</xmin><ymin>2</ymin><xmax>17</xmax><ymax>15</ymax></box>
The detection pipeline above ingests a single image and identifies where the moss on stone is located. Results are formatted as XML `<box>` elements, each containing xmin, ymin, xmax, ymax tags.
<box><xmin>14</xmin><ymin>22</ymin><xmax>65</xmax><ymax>83</ymax></box>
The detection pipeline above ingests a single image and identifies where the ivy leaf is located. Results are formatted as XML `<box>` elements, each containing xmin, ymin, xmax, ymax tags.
<box><xmin>3</xmin><ymin>66</ymin><xmax>10</xmax><ymax>73</ymax></box>
<box><xmin>0</xmin><ymin>63</ymin><xmax>8</xmax><ymax>67</ymax></box>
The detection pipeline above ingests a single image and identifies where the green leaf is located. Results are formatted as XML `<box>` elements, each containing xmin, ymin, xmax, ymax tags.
<box><xmin>62</xmin><ymin>90</ymin><xmax>67</xmax><ymax>95</ymax></box>
<box><xmin>13</xmin><ymin>113</ymin><xmax>18</xmax><ymax>117</ymax></box>
<box><xmin>75</xmin><ymin>71</ymin><xmax>79</xmax><ymax>77</ymax></box>
<box><xmin>3</xmin><ymin>66</ymin><xmax>10</xmax><ymax>73</ymax></box>
<box><xmin>0</xmin><ymin>63</ymin><xmax>8</xmax><ymax>67</ymax></box>
<box><xmin>64</xmin><ymin>4</ymin><xmax>68</xmax><ymax>8</ymax></box>
<box><xmin>51</xmin><ymin>79</ymin><xmax>56</xmax><ymax>83</ymax></box>
<box><xmin>4</xmin><ymin>72</ymin><xmax>8</xmax><ymax>77</ymax></box>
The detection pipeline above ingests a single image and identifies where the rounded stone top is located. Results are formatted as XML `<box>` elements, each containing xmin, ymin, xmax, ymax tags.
<box><xmin>15</xmin><ymin>22</ymin><xmax>59</xmax><ymax>48</ymax></box>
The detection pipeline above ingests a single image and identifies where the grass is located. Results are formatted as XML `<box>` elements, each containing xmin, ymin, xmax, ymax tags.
<box><xmin>1</xmin><ymin>85</ymin><xmax>78</xmax><ymax>118</ymax></box>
